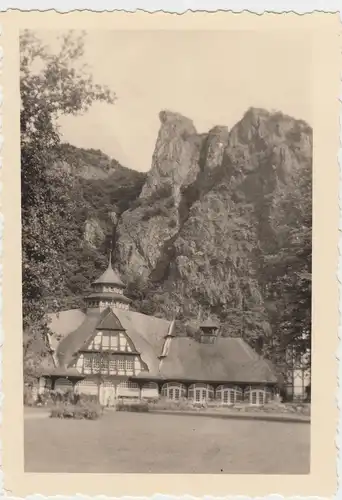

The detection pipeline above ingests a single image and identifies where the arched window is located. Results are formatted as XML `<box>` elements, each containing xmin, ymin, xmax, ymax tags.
<box><xmin>216</xmin><ymin>385</ymin><xmax>243</xmax><ymax>405</ymax></box>
<box><xmin>244</xmin><ymin>386</ymin><xmax>269</xmax><ymax>406</ymax></box>
<box><xmin>161</xmin><ymin>382</ymin><xmax>186</xmax><ymax>400</ymax></box>
<box><xmin>188</xmin><ymin>383</ymin><xmax>215</xmax><ymax>402</ymax></box>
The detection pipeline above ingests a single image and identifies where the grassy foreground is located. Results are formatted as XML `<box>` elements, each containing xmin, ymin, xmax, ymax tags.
<box><xmin>25</xmin><ymin>409</ymin><xmax>310</xmax><ymax>474</ymax></box>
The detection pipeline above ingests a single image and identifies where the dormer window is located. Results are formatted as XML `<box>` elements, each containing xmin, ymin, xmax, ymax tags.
<box><xmin>199</xmin><ymin>319</ymin><xmax>219</xmax><ymax>344</ymax></box>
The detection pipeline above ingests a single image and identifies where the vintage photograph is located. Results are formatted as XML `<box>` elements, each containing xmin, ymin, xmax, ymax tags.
<box><xmin>21</xmin><ymin>28</ymin><xmax>312</xmax><ymax>475</ymax></box>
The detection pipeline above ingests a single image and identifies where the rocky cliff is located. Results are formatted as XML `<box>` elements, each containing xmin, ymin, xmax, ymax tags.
<box><xmin>114</xmin><ymin>108</ymin><xmax>311</xmax><ymax>339</ymax></box>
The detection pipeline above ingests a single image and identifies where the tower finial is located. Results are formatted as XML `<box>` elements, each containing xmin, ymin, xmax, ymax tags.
<box><xmin>108</xmin><ymin>248</ymin><xmax>112</xmax><ymax>269</ymax></box>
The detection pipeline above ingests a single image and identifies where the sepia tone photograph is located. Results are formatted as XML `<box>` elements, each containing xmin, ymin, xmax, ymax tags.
<box><xmin>21</xmin><ymin>27</ymin><xmax>313</xmax><ymax>476</ymax></box>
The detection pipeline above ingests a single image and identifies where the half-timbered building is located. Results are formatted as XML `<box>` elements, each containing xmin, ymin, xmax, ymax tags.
<box><xmin>41</xmin><ymin>260</ymin><xmax>279</xmax><ymax>406</ymax></box>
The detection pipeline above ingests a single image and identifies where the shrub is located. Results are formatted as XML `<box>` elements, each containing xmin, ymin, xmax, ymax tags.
<box><xmin>116</xmin><ymin>400</ymin><xmax>149</xmax><ymax>413</ymax></box>
<box><xmin>36</xmin><ymin>391</ymin><xmax>52</xmax><ymax>406</ymax></box>
<box><xmin>50</xmin><ymin>401</ymin><xmax>102</xmax><ymax>420</ymax></box>
<box><xmin>23</xmin><ymin>385</ymin><xmax>36</xmax><ymax>406</ymax></box>
<box><xmin>148</xmin><ymin>398</ymin><xmax>195</xmax><ymax>412</ymax></box>
<box><xmin>78</xmin><ymin>393</ymin><xmax>99</xmax><ymax>404</ymax></box>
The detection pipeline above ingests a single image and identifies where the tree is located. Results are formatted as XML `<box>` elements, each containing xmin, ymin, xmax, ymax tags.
<box><xmin>264</xmin><ymin>160</ymin><xmax>312</xmax><ymax>373</ymax></box>
<box><xmin>21</xmin><ymin>30</ymin><xmax>116</xmax><ymax>380</ymax></box>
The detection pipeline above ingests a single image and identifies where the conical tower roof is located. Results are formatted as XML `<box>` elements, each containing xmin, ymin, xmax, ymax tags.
<box><xmin>92</xmin><ymin>257</ymin><xmax>125</xmax><ymax>288</ymax></box>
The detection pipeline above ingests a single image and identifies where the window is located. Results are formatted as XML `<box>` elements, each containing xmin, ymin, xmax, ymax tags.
<box><xmin>102</xmin><ymin>334</ymin><xmax>110</xmax><ymax>350</ymax></box>
<box><xmin>111</xmin><ymin>335</ymin><xmax>118</xmax><ymax>350</ymax></box>
<box><xmin>119</xmin><ymin>334</ymin><xmax>128</xmax><ymax>351</ymax></box>
<box><xmin>161</xmin><ymin>383</ymin><xmax>186</xmax><ymax>400</ymax></box>
<box><xmin>126</xmin><ymin>359</ymin><xmax>134</xmax><ymax>371</ymax></box>
<box><xmin>88</xmin><ymin>334</ymin><xmax>102</xmax><ymax>350</ymax></box>
<box><xmin>109</xmin><ymin>358</ymin><xmax>117</xmax><ymax>373</ymax></box>
<box><xmin>100</xmin><ymin>357</ymin><xmax>109</xmax><ymax>373</ymax></box>
<box><xmin>245</xmin><ymin>387</ymin><xmax>267</xmax><ymax>406</ymax></box>
<box><xmin>216</xmin><ymin>385</ymin><xmax>243</xmax><ymax>405</ymax></box>
<box><xmin>84</xmin><ymin>356</ymin><xmax>92</xmax><ymax>374</ymax></box>
<box><xmin>92</xmin><ymin>356</ymin><xmax>100</xmax><ymax>373</ymax></box>
<box><xmin>118</xmin><ymin>334</ymin><xmax>132</xmax><ymax>352</ymax></box>
<box><xmin>188</xmin><ymin>384</ymin><xmax>214</xmax><ymax>402</ymax></box>
<box><xmin>117</xmin><ymin>358</ymin><xmax>125</xmax><ymax>371</ymax></box>
<box><xmin>94</xmin><ymin>335</ymin><xmax>101</xmax><ymax>350</ymax></box>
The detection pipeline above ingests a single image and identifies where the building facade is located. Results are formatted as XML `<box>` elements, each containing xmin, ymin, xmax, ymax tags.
<box><xmin>284</xmin><ymin>340</ymin><xmax>311</xmax><ymax>401</ymax></box>
<box><xmin>42</xmin><ymin>261</ymin><xmax>279</xmax><ymax>406</ymax></box>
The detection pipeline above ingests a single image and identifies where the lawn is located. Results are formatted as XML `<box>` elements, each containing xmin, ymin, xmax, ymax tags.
<box><xmin>24</xmin><ymin>410</ymin><xmax>310</xmax><ymax>474</ymax></box>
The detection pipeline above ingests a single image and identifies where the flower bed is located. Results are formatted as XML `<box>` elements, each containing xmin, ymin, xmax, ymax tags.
<box><xmin>147</xmin><ymin>399</ymin><xmax>310</xmax><ymax>416</ymax></box>
<box><xmin>50</xmin><ymin>401</ymin><xmax>103</xmax><ymax>420</ymax></box>
<box><xmin>116</xmin><ymin>400</ymin><xmax>149</xmax><ymax>412</ymax></box>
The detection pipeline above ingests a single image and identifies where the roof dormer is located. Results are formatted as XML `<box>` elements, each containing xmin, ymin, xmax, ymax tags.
<box><xmin>199</xmin><ymin>319</ymin><xmax>219</xmax><ymax>344</ymax></box>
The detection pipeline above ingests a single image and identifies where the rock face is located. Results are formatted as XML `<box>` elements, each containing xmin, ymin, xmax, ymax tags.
<box><xmin>84</xmin><ymin>218</ymin><xmax>106</xmax><ymax>248</ymax></box>
<box><xmin>140</xmin><ymin>111</ymin><xmax>200</xmax><ymax>199</ymax></box>
<box><xmin>114</xmin><ymin>107</ymin><xmax>312</xmax><ymax>330</ymax></box>
<box><xmin>117</xmin><ymin>107</ymin><xmax>311</xmax><ymax>281</ymax></box>
<box><xmin>117</xmin><ymin>111</ymin><xmax>233</xmax><ymax>280</ymax></box>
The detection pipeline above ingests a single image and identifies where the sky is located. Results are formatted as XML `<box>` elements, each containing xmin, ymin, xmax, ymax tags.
<box><xmin>38</xmin><ymin>30</ymin><xmax>312</xmax><ymax>172</ymax></box>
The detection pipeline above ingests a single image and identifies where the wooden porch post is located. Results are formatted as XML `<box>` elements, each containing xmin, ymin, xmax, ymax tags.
<box><xmin>136</xmin><ymin>381</ymin><xmax>143</xmax><ymax>400</ymax></box>
<box><xmin>97</xmin><ymin>375</ymin><xmax>101</xmax><ymax>403</ymax></box>
<box><xmin>211</xmin><ymin>383</ymin><xmax>219</xmax><ymax>402</ymax></box>
<box><xmin>183</xmin><ymin>382</ymin><xmax>190</xmax><ymax>400</ymax></box>
<box><xmin>157</xmin><ymin>382</ymin><xmax>163</xmax><ymax>398</ymax></box>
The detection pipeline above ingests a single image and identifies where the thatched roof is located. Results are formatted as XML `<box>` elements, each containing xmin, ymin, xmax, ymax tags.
<box><xmin>56</xmin><ymin>309</ymin><xmax>105</xmax><ymax>367</ymax></box>
<box><xmin>47</xmin><ymin>308</ymin><xmax>86</xmax><ymax>351</ymax></box>
<box><xmin>48</xmin><ymin>307</ymin><xmax>278</xmax><ymax>386</ymax></box>
<box><xmin>155</xmin><ymin>337</ymin><xmax>278</xmax><ymax>384</ymax></box>
<box><xmin>53</xmin><ymin>307</ymin><xmax>170</xmax><ymax>375</ymax></box>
